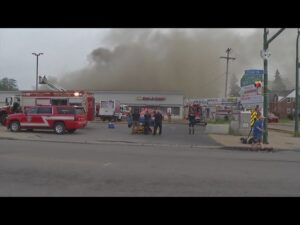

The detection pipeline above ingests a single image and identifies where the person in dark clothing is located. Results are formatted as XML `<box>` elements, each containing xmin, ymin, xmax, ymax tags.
<box><xmin>144</xmin><ymin>110</ymin><xmax>151</xmax><ymax>134</ymax></box>
<box><xmin>153</xmin><ymin>110</ymin><xmax>163</xmax><ymax>135</ymax></box>
<box><xmin>132</xmin><ymin>109</ymin><xmax>140</xmax><ymax>134</ymax></box>
<box><xmin>127</xmin><ymin>112</ymin><xmax>133</xmax><ymax>128</ymax></box>
<box><xmin>188</xmin><ymin>106</ymin><xmax>196</xmax><ymax>135</ymax></box>
<box><xmin>12</xmin><ymin>102</ymin><xmax>21</xmax><ymax>113</ymax></box>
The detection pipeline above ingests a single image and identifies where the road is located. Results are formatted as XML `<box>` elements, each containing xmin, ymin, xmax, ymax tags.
<box><xmin>1</xmin><ymin>138</ymin><xmax>300</xmax><ymax>196</ymax></box>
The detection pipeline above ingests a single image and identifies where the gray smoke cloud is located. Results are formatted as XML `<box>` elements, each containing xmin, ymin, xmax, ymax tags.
<box><xmin>58</xmin><ymin>29</ymin><xmax>296</xmax><ymax>97</ymax></box>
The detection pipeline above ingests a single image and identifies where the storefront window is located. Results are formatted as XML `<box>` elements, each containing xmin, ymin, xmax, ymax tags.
<box><xmin>159</xmin><ymin>107</ymin><xmax>180</xmax><ymax>116</ymax></box>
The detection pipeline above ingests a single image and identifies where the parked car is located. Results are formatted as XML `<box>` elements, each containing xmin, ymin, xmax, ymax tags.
<box><xmin>268</xmin><ymin>113</ymin><xmax>279</xmax><ymax>123</ymax></box>
<box><xmin>6</xmin><ymin>105</ymin><xmax>87</xmax><ymax>134</ymax></box>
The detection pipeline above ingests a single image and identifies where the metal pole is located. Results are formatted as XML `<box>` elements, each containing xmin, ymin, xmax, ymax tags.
<box><xmin>263</xmin><ymin>28</ymin><xmax>269</xmax><ymax>144</ymax></box>
<box><xmin>220</xmin><ymin>48</ymin><xmax>235</xmax><ymax>98</ymax></box>
<box><xmin>295</xmin><ymin>28</ymin><xmax>300</xmax><ymax>136</ymax></box>
<box><xmin>32</xmin><ymin>53</ymin><xmax>43</xmax><ymax>91</ymax></box>
<box><xmin>36</xmin><ymin>56</ymin><xmax>39</xmax><ymax>91</ymax></box>
<box><xmin>225</xmin><ymin>49</ymin><xmax>229</xmax><ymax>97</ymax></box>
<box><xmin>261</xmin><ymin>28</ymin><xmax>285</xmax><ymax>143</ymax></box>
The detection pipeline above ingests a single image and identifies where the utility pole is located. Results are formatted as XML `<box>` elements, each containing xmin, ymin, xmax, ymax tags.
<box><xmin>220</xmin><ymin>48</ymin><xmax>236</xmax><ymax>98</ymax></box>
<box><xmin>32</xmin><ymin>52</ymin><xmax>43</xmax><ymax>91</ymax></box>
<box><xmin>262</xmin><ymin>28</ymin><xmax>285</xmax><ymax>144</ymax></box>
<box><xmin>295</xmin><ymin>28</ymin><xmax>300</xmax><ymax>136</ymax></box>
<box><xmin>263</xmin><ymin>29</ymin><xmax>269</xmax><ymax>144</ymax></box>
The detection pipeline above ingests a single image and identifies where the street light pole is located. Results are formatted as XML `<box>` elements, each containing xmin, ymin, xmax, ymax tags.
<box><xmin>32</xmin><ymin>53</ymin><xmax>43</xmax><ymax>91</ymax></box>
<box><xmin>262</xmin><ymin>28</ymin><xmax>285</xmax><ymax>144</ymax></box>
<box><xmin>263</xmin><ymin>28</ymin><xmax>269</xmax><ymax>144</ymax></box>
<box><xmin>295</xmin><ymin>28</ymin><xmax>300</xmax><ymax>136</ymax></box>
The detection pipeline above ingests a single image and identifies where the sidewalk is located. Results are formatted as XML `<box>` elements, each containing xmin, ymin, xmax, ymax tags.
<box><xmin>209</xmin><ymin>130</ymin><xmax>300</xmax><ymax>152</ymax></box>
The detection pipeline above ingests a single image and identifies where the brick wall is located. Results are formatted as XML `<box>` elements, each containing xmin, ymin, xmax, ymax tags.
<box><xmin>269</xmin><ymin>96</ymin><xmax>295</xmax><ymax>118</ymax></box>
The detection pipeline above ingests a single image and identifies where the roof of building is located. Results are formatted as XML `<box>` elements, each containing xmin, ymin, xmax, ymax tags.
<box><xmin>285</xmin><ymin>89</ymin><xmax>295</xmax><ymax>98</ymax></box>
<box><xmin>269</xmin><ymin>89</ymin><xmax>294</xmax><ymax>101</ymax></box>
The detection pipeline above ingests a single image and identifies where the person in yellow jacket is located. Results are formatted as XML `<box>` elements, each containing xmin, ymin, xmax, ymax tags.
<box><xmin>250</xmin><ymin>105</ymin><xmax>260</xmax><ymax>127</ymax></box>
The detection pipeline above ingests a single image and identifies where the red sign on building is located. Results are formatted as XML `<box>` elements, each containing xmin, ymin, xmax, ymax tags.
<box><xmin>136</xmin><ymin>96</ymin><xmax>166</xmax><ymax>101</ymax></box>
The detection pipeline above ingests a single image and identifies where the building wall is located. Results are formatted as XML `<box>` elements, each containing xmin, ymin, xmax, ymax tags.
<box><xmin>0</xmin><ymin>91</ymin><xmax>20</xmax><ymax>106</ymax></box>
<box><xmin>93</xmin><ymin>90</ymin><xmax>184</xmax><ymax>118</ymax></box>
<box><xmin>269</xmin><ymin>96</ymin><xmax>295</xmax><ymax>118</ymax></box>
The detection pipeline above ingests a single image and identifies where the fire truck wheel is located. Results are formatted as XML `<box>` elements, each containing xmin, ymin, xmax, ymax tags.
<box><xmin>10</xmin><ymin>121</ymin><xmax>20</xmax><ymax>132</ymax></box>
<box><xmin>0</xmin><ymin>114</ymin><xmax>7</xmax><ymax>126</ymax></box>
<box><xmin>54</xmin><ymin>122</ymin><xmax>65</xmax><ymax>135</ymax></box>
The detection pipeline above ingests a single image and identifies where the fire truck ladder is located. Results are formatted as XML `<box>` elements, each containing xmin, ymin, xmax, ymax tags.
<box><xmin>39</xmin><ymin>75</ymin><xmax>66</xmax><ymax>91</ymax></box>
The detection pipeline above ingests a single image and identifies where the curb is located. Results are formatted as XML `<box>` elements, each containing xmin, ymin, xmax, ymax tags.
<box><xmin>0</xmin><ymin>136</ymin><xmax>222</xmax><ymax>149</ymax></box>
<box><xmin>221</xmin><ymin>146</ymin><xmax>277</xmax><ymax>152</ymax></box>
<box><xmin>268</xmin><ymin>128</ymin><xmax>293</xmax><ymax>135</ymax></box>
<box><xmin>221</xmin><ymin>145</ymin><xmax>300</xmax><ymax>152</ymax></box>
<box><xmin>2</xmin><ymin>135</ymin><xmax>299</xmax><ymax>152</ymax></box>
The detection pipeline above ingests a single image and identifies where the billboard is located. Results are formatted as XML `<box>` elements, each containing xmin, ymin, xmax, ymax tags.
<box><xmin>240</xmin><ymin>69</ymin><xmax>263</xmax><ymax>87</ymax></box>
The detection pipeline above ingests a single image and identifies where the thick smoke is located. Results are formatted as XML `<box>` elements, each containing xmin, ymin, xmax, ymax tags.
<box><xmin>58</xmin><ymin>29</ymin><xmax>296</xmax><ymax>97</ymax></box>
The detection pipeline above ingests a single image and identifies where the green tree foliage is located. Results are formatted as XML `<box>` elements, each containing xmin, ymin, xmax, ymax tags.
<box><xmin>229</xmin><ymin>74</ymin><xmax>240</xmax><ymax>97</ymax></box>
<box><xmin>272</xmin><ymin>69</ymin><xmax>287</xmax><ymax>92</ymax></box>
<box><xmin>0</xmin><ymin>77</ymin><xmax>19</xmax><ymax>91</ymax></box>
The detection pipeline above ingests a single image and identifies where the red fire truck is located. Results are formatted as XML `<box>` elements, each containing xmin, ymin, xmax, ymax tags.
<box><xmin>184</xmin><ymin>103</ymin><xmax>207</xmax><ymax>126</ymax></box>
<box><xmin>0</xmin><ymin>90</ymin><xmax>95</xmax><ymax>125</ymax></box>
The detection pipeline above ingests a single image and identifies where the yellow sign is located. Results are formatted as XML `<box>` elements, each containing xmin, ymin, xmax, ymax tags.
<box><xmin>250</xmin><ymin>111</ymin><xmax>257</xmax><ymax>127</ymax></box>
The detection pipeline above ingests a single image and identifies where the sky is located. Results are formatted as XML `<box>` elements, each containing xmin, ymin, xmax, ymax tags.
<box><xmin>0</xmin><ymin>28</ymin><xmax>109</xmax><ymax>89</ymax></box>
<box><xmin>0</xmin><ymin>28</ymin><xmax>296</xmax><ymax>97</ymax></box>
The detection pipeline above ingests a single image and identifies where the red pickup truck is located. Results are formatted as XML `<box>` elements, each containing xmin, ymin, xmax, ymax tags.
<box><xmin>6</xmin><ymin>105</ymin><xmax>87</xmax><ymax>134</ymax></box>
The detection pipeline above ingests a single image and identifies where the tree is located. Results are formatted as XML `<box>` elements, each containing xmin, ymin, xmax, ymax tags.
<box><xmin>0</xmin><ymin>77</ymin><xmax>19</xmax><ymax>90</ymax></box>
<box><xmin>272</xmin><ymin>69</ymin><xmax>286</xmax><ymax>92</ymax></box>
<box><xmin>229</xmin><ymin>74</ymin><xmax>240</xmax><ymax>97</ymax></box>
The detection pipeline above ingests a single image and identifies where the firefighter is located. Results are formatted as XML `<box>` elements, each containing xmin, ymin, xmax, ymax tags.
<box><xmin>131</xmin><ymin>109</ymin><xmax>140</xmax><ymax>134</ymax></box>
<box><xmin>188</xmin><ymin>105</ymin><xmax>196</xmax><ymax>135</ymax></box>
<box><xmin>153</xmin><ymin>110</ymin><xmax>163</xmax><ymax>135</ymax></box>
<box><xmin>144</xmin><ymin>110</ymin><xmax>151</xmax><ymax>134</ymax></box>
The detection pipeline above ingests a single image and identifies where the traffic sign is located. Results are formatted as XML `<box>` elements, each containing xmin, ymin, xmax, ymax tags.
<box><xmin>240</xmin><ymin>69</ymin><xmax>263</xmax><ymax>87</ymax></box>
<box><xmin>260</xmin><ymin>50</ymin><xmax>271</xmax><ymax>59</ymax></box>
<box><xmin>250</xmin><ymin>111</ymin><xmax>257</xmax><ymax>127</ymax></box>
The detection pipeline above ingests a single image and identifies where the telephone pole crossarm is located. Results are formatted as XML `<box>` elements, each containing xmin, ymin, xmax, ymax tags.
<box><xmin>267</xmin><ymin>28</ymin><xmax>285</xmax><ymax>45</ymax></box>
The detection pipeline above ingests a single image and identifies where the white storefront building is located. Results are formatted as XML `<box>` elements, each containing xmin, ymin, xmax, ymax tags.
<box><xmin>93</xmin><ymin>90</ymin><xmax>184</xmax><ymax>119</ymax></box>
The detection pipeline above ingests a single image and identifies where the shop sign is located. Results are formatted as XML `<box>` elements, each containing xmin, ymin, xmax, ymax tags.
<box><xmin>136</xmin><ymin>96</ymin><xmax>166</xmax><ymax>101</ymax></box>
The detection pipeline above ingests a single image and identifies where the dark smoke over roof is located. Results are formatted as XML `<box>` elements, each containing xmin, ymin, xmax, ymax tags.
<box><xmin>58</xmin><ymin>29</ymin><xmax>296</xmax><ymax>97</ymax></box>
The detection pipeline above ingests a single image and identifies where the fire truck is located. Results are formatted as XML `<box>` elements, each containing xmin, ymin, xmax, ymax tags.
<box><xmin>0</xmin><ymin>76</ymin><xmax>95</xmax><ymax>125</ymax></box>
<box><xmin>184</xmin><ymin>103</ymin><xmax>207</xmax><ymax>126</ymax></box>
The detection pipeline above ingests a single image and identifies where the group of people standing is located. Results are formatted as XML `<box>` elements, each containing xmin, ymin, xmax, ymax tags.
<box><xmin>128</xmin><ymin>109</ymin><xmax>163</xmax><ymax>135</ymax></box>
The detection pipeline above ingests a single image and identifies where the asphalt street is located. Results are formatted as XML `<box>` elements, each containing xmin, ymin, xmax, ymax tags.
<box><xmin>1</xmin><ymin>122</ymin><xmax>220</xmax><ymax>148</ymax></box>
<box><xmin>1</xmin><ymin>137</ymin><xmax>300</xmax><ymax>196</ymax></box>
